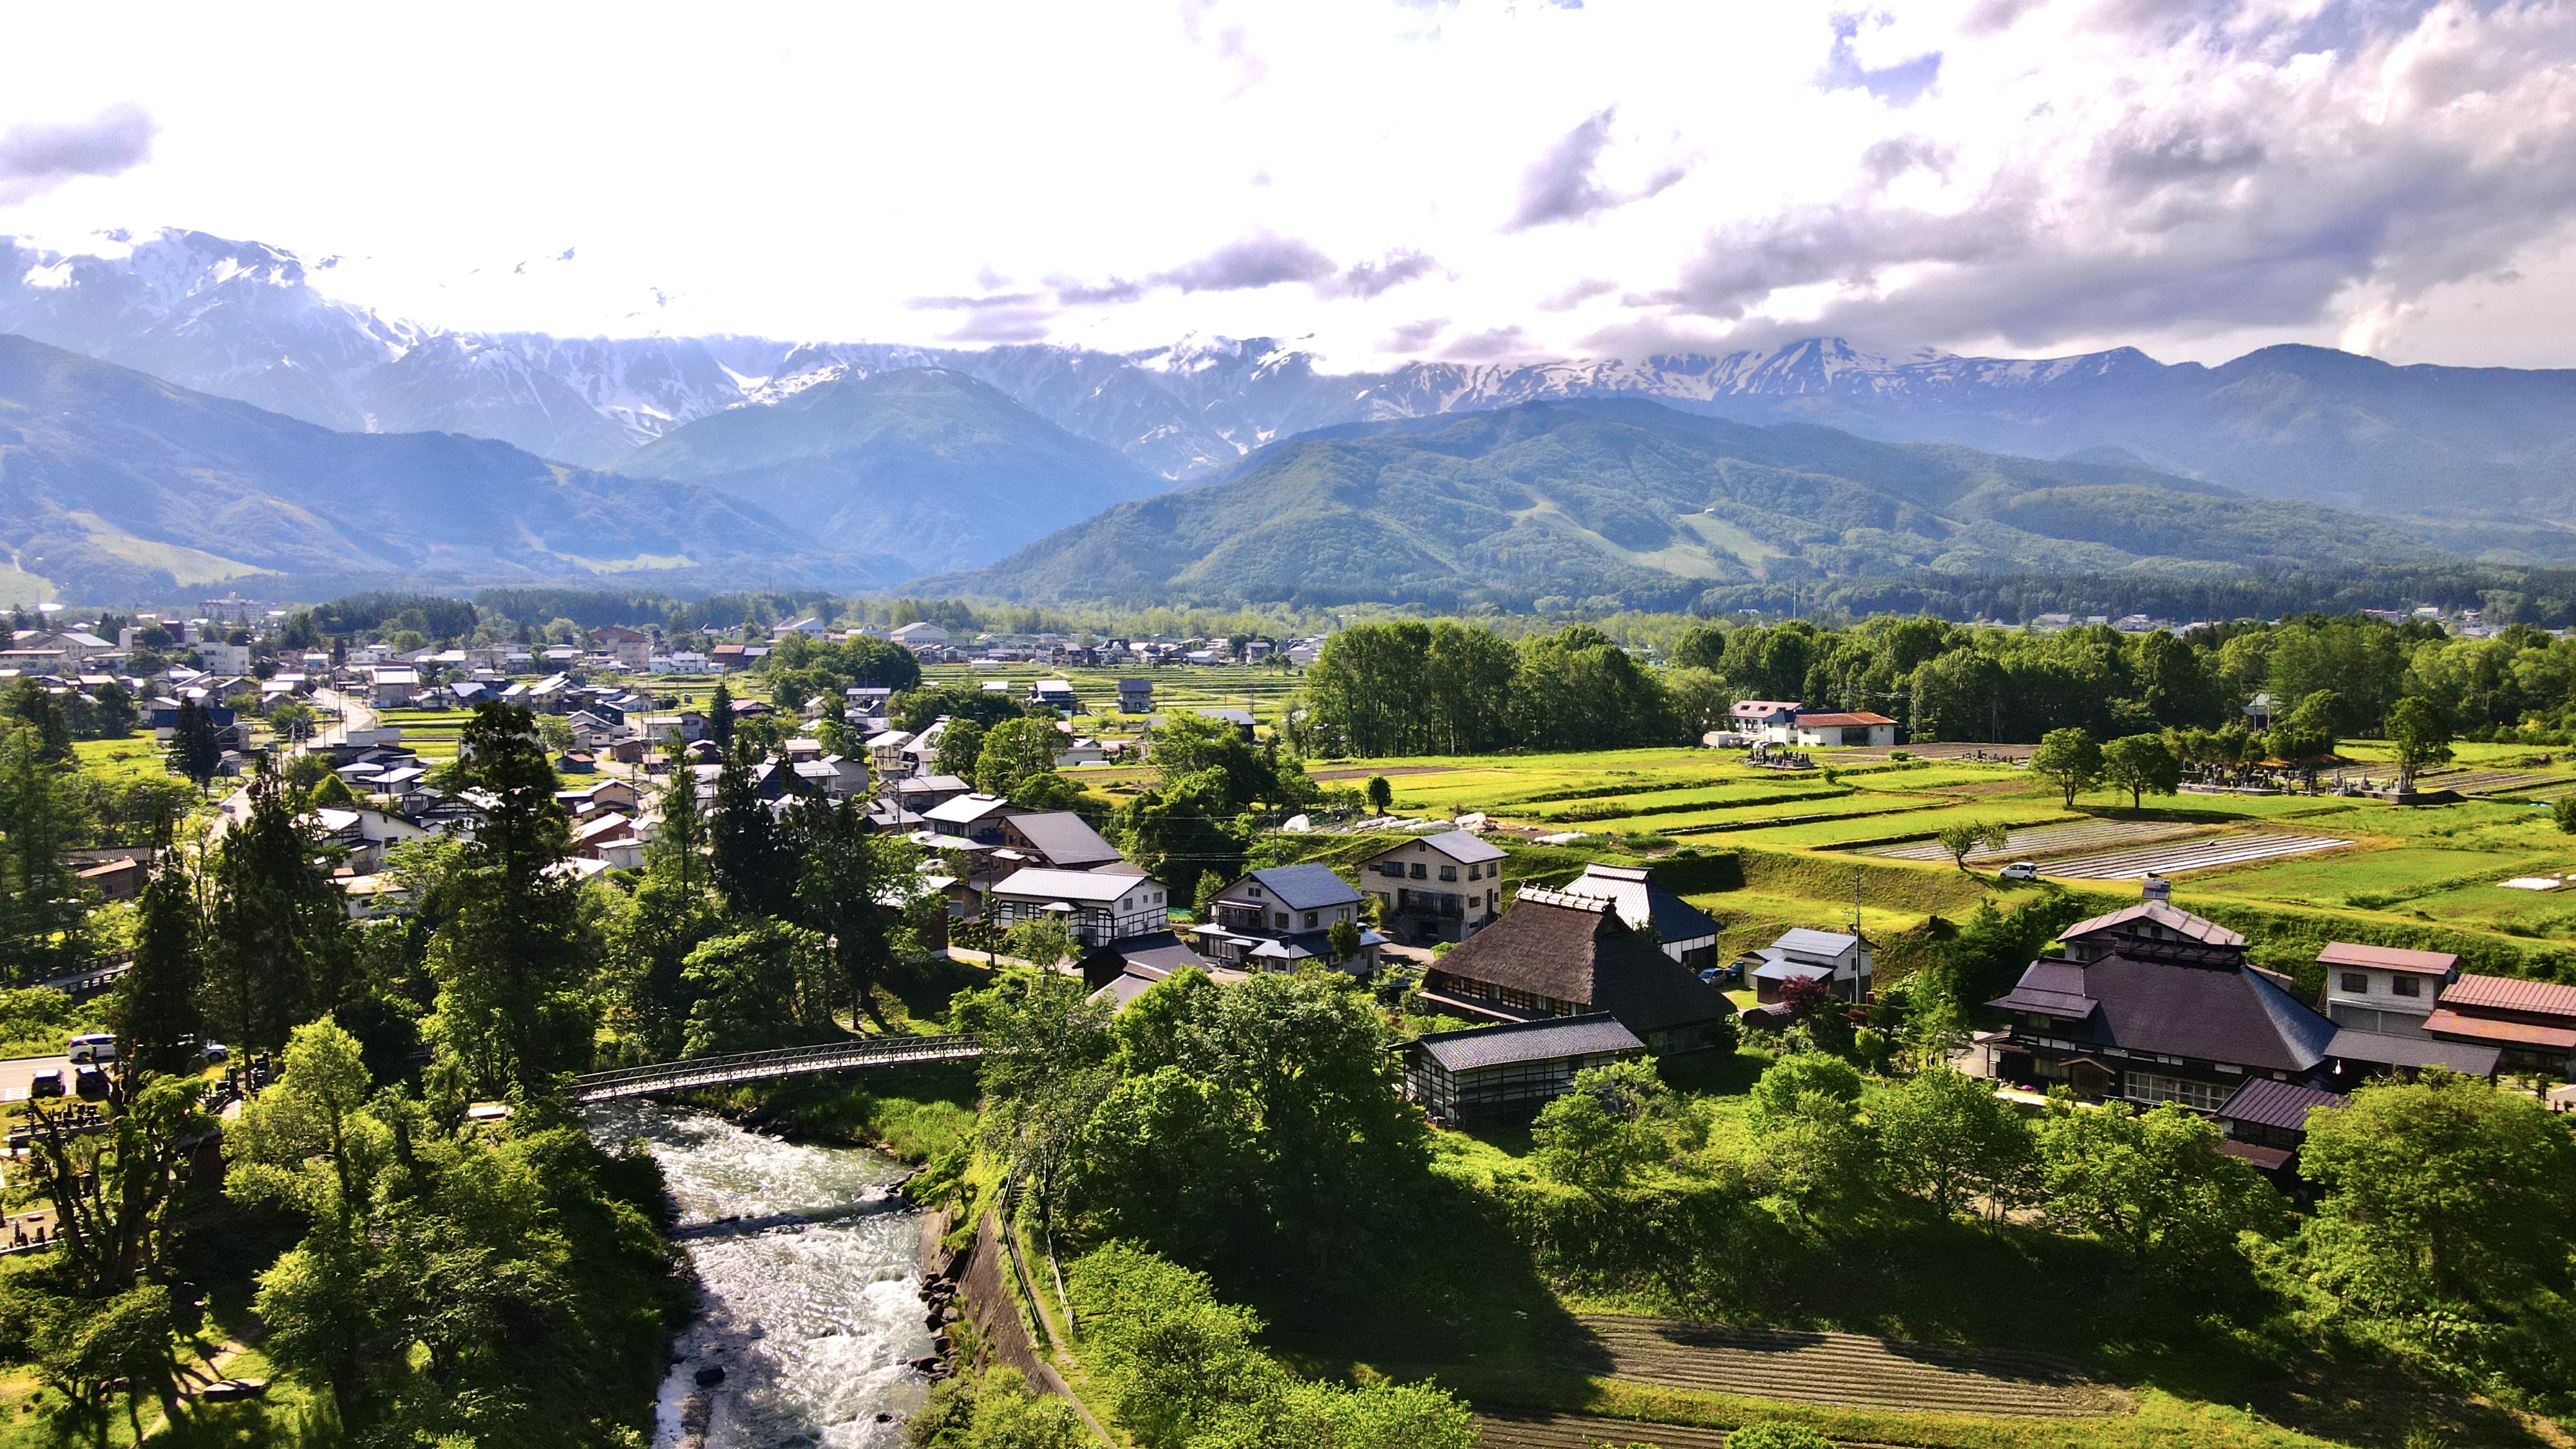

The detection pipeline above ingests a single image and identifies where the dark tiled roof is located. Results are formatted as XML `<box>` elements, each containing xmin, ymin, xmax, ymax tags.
<box><xmin>1008</xmin><ymin>811</ymin><xmax>1124</xmax><ymax>868</ymax></box>
<box><xmin>1247</xmin><ymin>863</ymin><xmax>1362</xmax><ymax>911</ymax></box>
<box><xmin>1989</xmin><ymin>952</ymin><xmax>2337</xmax><ymax>1072</ymax></box>
<box><xmin>1560</xmin><ymin>865</ymin><xmax>1721</xmax><ymax>945</ymax></box>
<box><xmin>1092</xmin><ymin>931</ymin><xmax>1209</xmax><ymax>978</ymax></box>
<box><xmin>2215</xmin><ymin>1077</ymin><xmax>2348</xmax><ymax>1133</ymax></box>
<box><xmin>1435</xmin><ymin>890</ymin><xmax>1733</xmax><ymax>1036</ymax></box>
<box><xmin>2060</xmin><ymin>900</ymin><xmax>2247</xmax><ymax>949</ymax></box>
<box><xmin>2325</xmin><ymin>1028</ymin><xmax>2501</xmax><ymax>1076</ymax></box>
<box><xmin>1416</xmin><ymin>1014</ymin><xmax>1643</xmax><ymax>1072</ymax></box>
<box><xmin>1989</xmin><ymin>960</ymin><xmax>2096</xmax><ymax>1019</ymax></box>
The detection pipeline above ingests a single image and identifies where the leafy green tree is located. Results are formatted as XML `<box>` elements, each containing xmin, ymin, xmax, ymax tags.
<box><xmin>1747</xmin><ymin>1052</ymin><xmax>1875</xmax><ymax>1213</ymax></box>
<box><xmin>2295</xmin><ymin>1070</ymin><xmax>2576</xmax><ymax>1319</ymax></box>
<box><xmin>894</xmin><ymin>684</ymin><xmax>1025</xmax><ymax>734</ymax></box>
<box><xmin>934</xmin><ymin>717</ymin><xmax>989</xmax><ymax>779</ymax></box>
<box><xmin>905</xmin><ymin>1367</ymin><xmax>1088</xmax><ymax>1449</ymax></box>
<box><xmin>86</xmin><ymin>681</ymin><xmax>136</xmax><ymax>739</ymax></box>
<box><xmin>1663</xmin><ymin>665</ymin><xmax>1736</xmax><ymax>743</ymax></box>
<box><xmin>2099</xmin><ymin>732</ymin><xmax>2181</xmax><ymax>808</ymax></box>
<box><xmin>1325</xmin><ymin>917</ymin><xmax>1363</xmax><ymax>964</ymax></box>
<box><xmin>977</xmin><ymin>716</ymin><xmax>1081</xmax><ymax>808</ymax></box>
<box><xmin>791</xmin><ymin>794</ymin><xmax>905</xmax><ymax>1027</ymax></box>
<box><xmin>107</xmin><ymin>855</ymin><xmax>202</xmax><ymax>1074</ymax></box>
<box><xmin>2029</xmin><ymin>726</ymin><xmax>2102</xmax><ymax>806</ymax></box>
<box><xmin>957</xmin><ymin>967</ymin><xmax>1117</xmax><ymax>1237</ymax></box>
<box><xmin>2</xmin><ymin>680</ymin><xmax>72</xmax><ymax>762</ymax></box>
<box><xmin>2554</xmin><ymin>794</ymin><xmax>2576</xmax><ymax>836</ymax></box>
<box><xmin>680</xmin><ymin>917</ymin><xmax>835</xmax><ymax>1056</ymax></box>
<box><xmin>30</xmin><ymin>1282</ymin><xmax>179</xmax><ymax>1447</ymax></box>
<box><xmin>421</xmin><ymin>704</ymin><xmax>593</xmax><ymax>1094</ymax></box>
<box><xmin>2264</xmin><ymin>688</ymin><xmax>2342</xmax><ymax>769</ymax></box>
<box><xmin>1532</xmin><ymin>1059</ymin><xmax>1679</xmax><ymax>1196</ymax></box>
<box><xmin>1935</xmin><ymin>820</ymin><xmax>2009</xmax><ymax>870</ymax></box>
<box><xmin>1871</xmin><ymin>1066</ymin><xmax>2032</xmax><ymax>1219</ymax></box>
<box><xmin>1365</xmin><ymin>775</ymin><xmax>1392</xmax><ymax>815</ymax></box>
<box><xmin>1005</xmin><ymin>914</ymin><xmax>1079</xmax><ymax>971</ymax></box>
<box><xmin>1508</xmin><ymin>626</ymin><xmax>1674</xmax><ymax>751</ymax></box>
<box><xmin>2033</xmin><ymin>1099</ymin><xmax>2279</xmax><ymax>1275</ymax></box>
<box><xmin>2384</xmin><ymin>695</ymin><xmax>2454</xmax><ymax>791</ymax></box>
<box><xmin>1305</xmin><ymin>621</ymin><xmax>1515</xmax><ymax>756</ymax></box>
<box><xmin>25</xmin><ymin>1074</ymin><xmax>214</xmax><ymax>1294</ymax></box>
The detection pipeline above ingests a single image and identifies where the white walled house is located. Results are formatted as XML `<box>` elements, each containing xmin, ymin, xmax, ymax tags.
<box><xmin>1356</xmin><ymin>830</ymin><xmax>1506</xmax><ymax>945</ymax></box>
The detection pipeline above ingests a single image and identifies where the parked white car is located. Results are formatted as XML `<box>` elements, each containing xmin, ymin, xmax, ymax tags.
<box><xmin>67</xmin><ymin>1033</ymin><xmax>117</xmax><ymax>1064</ymax></box>
<box><xmin>1999</xmin><ymin>861</ymin><xmax>2041</xmax><ymax>882</ymax></box>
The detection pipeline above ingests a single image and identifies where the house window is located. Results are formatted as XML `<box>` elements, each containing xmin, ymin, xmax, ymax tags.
<box><xmin>1274</xmin><ymin>913</ymin><xmax>1288</xmax><ymax>928</ymax></box>
<box><xmin>1303</xmin><ymin>911</ymin><xmax>1318</xmax><ymax>928</ymax></box>
<box><xmin>2341</xmin><ymin>972</ymin><xmax>2369</xmax><ymax>994</ymax></box>
<box><xmin>1439</xmin><ymin>866</ymin><xmax>1457</xmax><ymax>882</ymax></box>
<box><xmin>2126</xmin><ymin>1072</ymin><xmax>2226</xmax><ymax>1112</ymax></box>
<box><xmin>1249</xmin><ymin>886</ymin><xmax>1265</xmax><ymax>898</ymax></box>
<box><xmin>2392</xmin><ymin>976</ymin><xmax>2420</xmax><ymax>998</ymax></box>
<box><xmin>1466</xmin><ymin>863</ymin><xmax>1480</xmax><ymax>880</ymax></box>
<box><xmin>1410</xmin><ymin>864</ymin><xmax>1426</xmax><ymax>879</ymax></box>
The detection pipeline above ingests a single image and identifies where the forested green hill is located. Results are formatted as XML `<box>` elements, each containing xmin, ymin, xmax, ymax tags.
<box><xmin>927</xmin><ymin>399</ymin><xmax>2452</xmax><ymax>609</ymax></box>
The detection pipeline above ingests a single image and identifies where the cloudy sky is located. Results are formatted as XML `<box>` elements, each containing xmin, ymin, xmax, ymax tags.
<box><xmin>6</xmin><ymin>0</ymin><xmax>2576</xmax><ymax>369</ymax></box>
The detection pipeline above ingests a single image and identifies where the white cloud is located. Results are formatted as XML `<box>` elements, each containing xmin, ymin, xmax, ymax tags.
<box><xmin>2</xmin><ymin>1</ymin><xmax>2574</xmax><ymax>368</ymax></box>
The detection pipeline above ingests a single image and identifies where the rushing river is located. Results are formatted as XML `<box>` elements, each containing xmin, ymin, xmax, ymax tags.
<box><xmin>587</xmin><ymin>1101</ymin><xmax>934</xmax><ymax>1449</ymax></box>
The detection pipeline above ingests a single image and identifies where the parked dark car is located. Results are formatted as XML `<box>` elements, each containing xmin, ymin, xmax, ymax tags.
<box><xmin>26</xmin><ymin>1069</ymin><xmax>62</xmax><ymax>1099</ymax></box>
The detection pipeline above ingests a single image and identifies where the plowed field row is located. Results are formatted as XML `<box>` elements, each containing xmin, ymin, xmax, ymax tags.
<box><xmin>1474</xmin><ymin>1409</ymin><xmax>1905</xmax><ymax>1449</ymax></box>
<box><xmin>1860</xmin><ymin>819</ymin><xmax>2212</xmax><ymax>864</ymax></box>
<box><xmin>2039</xmin><ymin>832</ymin><xmax>2348</xmax><ymax>880</ymax></box>
<box><xmin>1567</xmin><ymin>1316</ymin><xmax>2116</xmax><ymax>1418</ymax></box>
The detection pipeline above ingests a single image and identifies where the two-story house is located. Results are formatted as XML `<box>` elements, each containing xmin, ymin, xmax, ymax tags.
<box><xmin>1356</xmin><ymin>830</ymin><xmax>1506</xmax><ymax>945</ymax></box>
<box><xmin>593</xmin><ymin>625</ymin><xmax>651</xmax><ymax>671</ymax></box>
<box><xmin>1747</xmin><ymin>927</ymin><xmax>1873</xmax><ymax>1004</ymax></box>
<box><xmin>1988</xmin><ymin>880</ymin><xmax>2340</xmax><ymax>1107</ymax></box>
<box><xmin>1728</xmin><ymin>700</ymin><xmax>1804</xmax><ymax>742</ymax></box>
<box><xmin>922</xmin><ymin>792</ymin><xmax>1023</xmax><ymax>848</ymax></box>
<box><xmin>1193</xmin><ymin>864</ymin><xmax>1382</xmax><ymax>972</ymax></box>
<box><xmin>985</xmin><ymin>866</ymin><xmax>1170</xmax><ymax>947</ymax></box>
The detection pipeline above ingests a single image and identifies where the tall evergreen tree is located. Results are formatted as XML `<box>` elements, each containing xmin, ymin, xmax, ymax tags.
<box><xmin>709</xmin><ymin>748</ymin><xmax>797</xmax><ymax>920</ymax></box>
<box><xmin>109</xmin><ymin>855</ymin><xmax>204</xmax><ymax>1074</ymax></box>
<box><xmin>3</xmin><ymin>681</ymin><xmax>73</xmax><ymax>762</ymax></box>
<box><xmin>206</xmin><ymin>766</ymin><xmax>345</xmax><ymax>1055</ymax></box>
<box><xmin>788</xmin><ymin>795</ymin><xmax>898</xmax><ymax>1027</ymax></box>
<box><xmin>707</xmin><ymin>682</ymin><xmax>735</xmax><ymax>751</ymax></box>
<box><xmin>167</xmin><ymin>699</ymin><xmax>223</xmax><ymax>791</ymax></box>
<box><xmin>645</xmin><ymin>766</ymin><xmax>710</xmax><ymax>894</ymax></box>
<box><xmin>0</xmin><ymin>723</ymin><xmax>82</xmax><ymax>978</ymax></box>
<box><xmin>422</xmin><ymin>705</ymin><xmax>592</xmax><ymax>1095</ymax></box>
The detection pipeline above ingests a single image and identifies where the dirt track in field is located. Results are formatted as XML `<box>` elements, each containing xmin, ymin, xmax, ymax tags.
<box><xmin>1556</xmin><ymin>1314</ymin><xmax>2123</xmax><ymax>1419</ymax></box>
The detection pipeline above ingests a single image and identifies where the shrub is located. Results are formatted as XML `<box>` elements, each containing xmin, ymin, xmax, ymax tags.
<box><xmin>1727</xmin><ymin>1423</ymin><xmax>1834</xmax><ymax>1449</ymax></box>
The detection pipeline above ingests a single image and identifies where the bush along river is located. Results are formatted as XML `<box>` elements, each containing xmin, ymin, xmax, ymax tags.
<box><xmin>588</xmin><ymin>1100</ymin><xmax>939</xmax><ymax>1449</ymax></box>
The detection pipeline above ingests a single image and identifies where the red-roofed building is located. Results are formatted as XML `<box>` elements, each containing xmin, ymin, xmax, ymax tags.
<box><xmin>2425</xmin><ymin>972</ymin><xmax>2576</xmax><ymax>1076</ymax></box>
<box><xmin>1788</xmin><ymin>711</ymin><xmax>1897</xmax><ymax>748</ymax></box>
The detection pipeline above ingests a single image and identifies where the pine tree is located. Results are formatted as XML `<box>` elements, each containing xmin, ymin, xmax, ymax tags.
<box><xmin>709</xmin><ymin>748</ymin><xmax>796</xmax><ymax>919</ymax></box>
<box><xmin>707</xmin><ymin>682</ymin><xmax>735</xmax><ymax>751</ymax></box>
<box><xmin>788</xmin><ymin>795</ymin><xmax>898</xmax><ymax>1027</ymax></box>
<box><xmin>206</xmin><ymin>766</ymin><xmax>344</xmax><ymax>1054</ymax></box>
<box><xmin>167</xmin><ymin>699</ymin><xmax>223</xmax><ymax>791</ymax></box>
<box><xmin>109</xmin><ymin>856</ymin><xmax>204</xmax><ymax>1074</ymax></box>
<box><xmin>0</xmin><ymin>723</ymin><xmax>82</xmax><ymax>976</ymax></box>
<box><xmin>645</xmin><ymin>766</ymin><xmax>710</xmax><ymax>894</ymax></box>
<box><xmin>421</xmin><ymin>705</ymin><xmax>591</xmax><ymax>1094</ymax></box>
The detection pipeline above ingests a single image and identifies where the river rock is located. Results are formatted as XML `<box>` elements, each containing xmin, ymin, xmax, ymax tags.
<box><xmin>694</xmin><ymin>1366</ymin><xmax>726</xmax><ymax>1387</ymax></box>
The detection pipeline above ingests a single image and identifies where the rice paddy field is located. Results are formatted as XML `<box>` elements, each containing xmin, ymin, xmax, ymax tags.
<box><xmin>1303</xmin><ymin>739</ymin><xmax>2576</xmax><ymax>963</ymax></box>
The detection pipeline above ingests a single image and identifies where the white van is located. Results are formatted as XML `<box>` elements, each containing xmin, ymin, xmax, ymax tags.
<box><xmin>66</xmin><ymin>1034</ymin><xmax>117</xmax><ymax>1065</ymax></box>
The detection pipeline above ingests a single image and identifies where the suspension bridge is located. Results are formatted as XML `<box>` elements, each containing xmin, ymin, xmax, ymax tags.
<box><xmin>571</xmin><ymin>1034</ymin><xmax>983</xmax><ymax>1103</ymax></box>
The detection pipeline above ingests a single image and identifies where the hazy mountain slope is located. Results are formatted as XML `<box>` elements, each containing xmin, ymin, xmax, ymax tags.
<box><xmin>923</xmin><ymin>400</ymin><xmax>2451</xmax><ymax>609</ymax></box>
<box><xmin>612</xmin><ymin>368</ymin><xmax>1169</xmax><ymax>572</ymax></box>
<box><xmin>13</xmin><ymin>230</ymin><xmax>2576</xmax><ymax>545</ymax></box>
<box><xmin>0</xmin><ymin>334</ymin><xmax>904</xmax><ymax>600</ymax></box>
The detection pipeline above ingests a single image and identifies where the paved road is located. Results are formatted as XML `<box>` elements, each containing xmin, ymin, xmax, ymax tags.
<box><xmin>309</xmin><ymin>688</ymin><xmax>377</xmax><ymax>749</ymax></box>
<box><xmin>0</xmin><ymin>1054</ymin><xmax>73</xmax><ymax>1103</ymax></box>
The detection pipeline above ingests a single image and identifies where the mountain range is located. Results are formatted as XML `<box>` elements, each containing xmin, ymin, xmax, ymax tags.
<box><xmin>14</xmin><ymin>230</ymin><xmax>2576</xmax><ymax>550</ymax></box>
<box><xmin>0</xmin><ymin>334</ymin><xmax>912</xmax><ymax>601</ymax></box>
<box><xmin>11</xmin><ymin>225</ymin><xmax>2576</xmax><ymax>604</ymax></box>
<box><xmin>918</xmin><ymin>401</ymin><xmax>2452</xmax><ymax>609</ymax></box>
